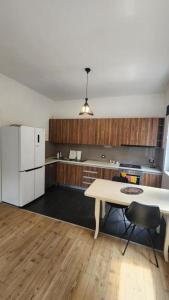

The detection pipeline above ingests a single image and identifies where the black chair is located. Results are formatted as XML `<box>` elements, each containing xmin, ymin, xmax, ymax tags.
<box><xmin>122</xmin><ymin>201</ymin><xmax>161</xmax><ymax>268</ymax></box>
<box><xmin>104</xmin><ymin>176</ymin><xmax>129</xmax><ymax>229</ymax></box>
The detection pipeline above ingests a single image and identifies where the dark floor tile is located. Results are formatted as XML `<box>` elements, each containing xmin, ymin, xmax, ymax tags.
<box><xmin>24</xmin><ymin>185</ymin><xmax>165</xmax><ymax>250</ymax></box>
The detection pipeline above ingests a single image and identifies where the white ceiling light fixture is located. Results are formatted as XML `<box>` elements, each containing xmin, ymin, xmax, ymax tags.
<box><xmin>79</xmin><ymin>67</ymin><xmax>94</xmax><ymax>116</ymax></box>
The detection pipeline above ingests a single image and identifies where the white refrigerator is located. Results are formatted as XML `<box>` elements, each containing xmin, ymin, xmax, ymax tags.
<box><xmin>1</xmin><ymin>126</ymin><xmax>45</xmax><ymax>206</ymax></box>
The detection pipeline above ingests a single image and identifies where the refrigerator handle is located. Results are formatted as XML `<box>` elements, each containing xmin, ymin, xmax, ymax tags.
<box><xmin>23</xmin><ymin>166</ymin><xmax>43</xmax><ymax>172</ymax></box>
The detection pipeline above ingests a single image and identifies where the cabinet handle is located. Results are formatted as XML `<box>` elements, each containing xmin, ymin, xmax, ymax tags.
<box><xmin>83</xmin><ymin>176</ymin><xmax>97</xmax><ymax>180</ymax></box>
<box><xmin>82</xmin><ymin>181</ymin><xmax>91</xmax><ymax>185</ymax></box>
<box><xmin>37</xmin><ymin>134</ymin><xmax>40</xmax><ymax>143</ymax></box>
<box><xmin>83</xmin><ymin>170</ymin><xmax>98</xmax><ymax>174</ymax></box>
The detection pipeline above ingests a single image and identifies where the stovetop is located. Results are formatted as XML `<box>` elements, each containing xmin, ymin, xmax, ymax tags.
<box><xmin>120</xmin><ymin>163</ymin><xmax>141</xmax><ymax>169</ymax></box>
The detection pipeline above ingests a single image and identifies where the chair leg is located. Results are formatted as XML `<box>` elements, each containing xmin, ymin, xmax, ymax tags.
<box><xmin>122</xmin><ymin>225</ymin><xmax>136</xmax><ymax>256</ymax></box>
<box><xmin>147</xmin><ymin>229</ymin><xmax>159</xmax><ymax>268</ymax></box>
<box><xmin>121</xmin><ymin>208</ymin><xmax>127</xmax><ymax>229</ymax></box>
<box><xmin>122</xmin><ymin>222</ymin><xmax>132</xmax><ymax>236</ymax></box>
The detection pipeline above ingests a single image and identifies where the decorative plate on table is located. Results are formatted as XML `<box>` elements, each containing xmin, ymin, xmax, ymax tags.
<box><xmin>120</xmin><ymin>187</ymin><xmax>143</xmax><ymax>195</ymax></box>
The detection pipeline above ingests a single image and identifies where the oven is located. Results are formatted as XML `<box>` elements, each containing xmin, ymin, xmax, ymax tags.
<box><xmin>119</xmin><ymin>169</ymin><xmax>142</xmax><ymax>185</ymax></box>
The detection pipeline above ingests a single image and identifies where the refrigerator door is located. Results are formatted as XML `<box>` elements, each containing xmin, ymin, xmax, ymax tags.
<box><xmin>1</xmin><ymin>126</ymin><xmax>20</xmax><ymax>205</ymax></box>
<box><xmin>34</xmin><ymin>166</ymin><xmax>45</xmax><ymax>199</ymax></box>
<box><xmin>34</xmin><ymin>128</ymin><xmax>45</xmax><ymax>168</ymax></box>
<box><xmin>20</xmin><ymin>126</ymin><xmax>35</xmax><ymax>171</ymax></box>
<box><xmin>19</xmin><ymin>170</ymin><xmax>35</xmax><ymax>206</ymax></box>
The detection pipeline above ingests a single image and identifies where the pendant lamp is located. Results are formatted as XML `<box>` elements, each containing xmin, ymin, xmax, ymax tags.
<box><xmin>79</xmin><ymin>68</ymin><xmax>93</xmax><ymax>116</ymax></box>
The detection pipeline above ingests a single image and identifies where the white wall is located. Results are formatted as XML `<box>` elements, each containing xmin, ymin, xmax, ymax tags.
<box><xmin>54</xmin><ymin>94</ymin><xmax>166</xmax><ymax>118</ymax></box>
<box><xmin>0</xmin><ymin>72</ymin><xmax>167</xmax><ymax>140</ymax></box>
<box><xmin>165</xmin><ymin>83</ymin><xmax>169</xmax><ymax>107</ymax></box>
<box><xmin>0</xmin><ymin>73</ymin><xmax>56</xmax><ymax>140</ymax></box>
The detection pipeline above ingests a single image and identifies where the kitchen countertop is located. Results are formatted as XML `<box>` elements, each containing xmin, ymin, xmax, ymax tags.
<box><xmin>45</xmin><ymin>157</ymin><xmax>162</xmax><ymax>175</ymax></box>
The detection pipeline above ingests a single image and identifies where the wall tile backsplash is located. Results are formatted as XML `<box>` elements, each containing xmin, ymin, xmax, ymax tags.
<box><xmin>45</xmin><ymin>141</ymin><xmax>163</xmax><ymax>168</ymax></box>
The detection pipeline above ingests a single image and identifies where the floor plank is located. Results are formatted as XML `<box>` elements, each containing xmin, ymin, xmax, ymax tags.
<box><xmin>0</xmin><ymin>203</ymin><xmax>168</xmax><ymax>300</ymax></box>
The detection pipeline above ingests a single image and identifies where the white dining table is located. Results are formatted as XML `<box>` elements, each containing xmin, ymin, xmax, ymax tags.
<box><xmin>85</xmin><ymin>179</ymin><xmax>169</xmax><ymax>262</ymax></box>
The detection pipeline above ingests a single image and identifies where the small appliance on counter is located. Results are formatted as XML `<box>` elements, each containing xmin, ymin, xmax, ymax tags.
<box><xmin>149</xmin><ymin>158</ymin><xmax>156</xmax><ymax>168</ymax></box>
<box><xmin>69</xmin><ymin>150</ymin><xmax>82</xmax><ymax>161</ymax></box>
<box><xmin>69</xmin><ymin>150</ymin><xmax>77</xmax><ymax>160</ymax></box>
<box><xmin>76</xmin><ymin>151</ymin><xmax>82</xmax><ymax>161</ymax></box>
<box><xmin>109</xmin><ymin>160</ymin><xmax>120</xmax><ymax>167</ymax></box>
<box><xmin>56</xmin><ymin>151</ymin><xmax>62</xmax><ymax>159</ymax></box>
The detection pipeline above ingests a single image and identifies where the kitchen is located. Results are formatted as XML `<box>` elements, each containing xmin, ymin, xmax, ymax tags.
<box><xmin>0</xmin><ymin>1</ymin><xmax>169</xmax><ymax>299</ymax></box>
<box><xmin>0</xmin><ymin>117</ymin><xmax>166</xmax><ymax>248</ymax></box>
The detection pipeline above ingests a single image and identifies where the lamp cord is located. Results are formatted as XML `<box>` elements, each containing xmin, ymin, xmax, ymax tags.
<box><xmin>86</xmin><ymin>72</ymin><xmax>88</xmax><ymax>100</ymax></box>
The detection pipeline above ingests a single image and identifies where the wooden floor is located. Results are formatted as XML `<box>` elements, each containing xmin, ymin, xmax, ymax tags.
<box><xmin>0</xmin><ymin>204</ymin><xmax>168</xmax><ymax>300</ymax></box>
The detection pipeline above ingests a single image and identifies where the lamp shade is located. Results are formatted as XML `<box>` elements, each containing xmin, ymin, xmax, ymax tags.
<box><xmin>79</xmin><ymin>98</ymin><xmax>93</xmax><ymax>116</ymax></box>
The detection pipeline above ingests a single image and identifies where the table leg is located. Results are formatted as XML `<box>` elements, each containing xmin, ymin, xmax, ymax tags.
<box><xmin>164</xmin><ymin>215</ymin><xmax>169</xmax><ymax>262</ymax></box>
<box><xmin>94</xmin><ymin>198</ymin><xmax>100</xmax><ymax>239</ymax></box>
<box><xmin>101</xmin><ymin>201</ymin><xmax>106</xmax><ymax>219</ymax></box>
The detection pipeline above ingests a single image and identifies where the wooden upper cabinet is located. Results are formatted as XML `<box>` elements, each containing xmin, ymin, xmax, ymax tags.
<box><xmin>136</xmin><ymin>118</ymin><xmax>159</xmax><ymax>146</ymax></box>
<box><xmin>49</xmin><ymin>119</ymin><xmax>80</xmax><ymax>144</ymax></box>
<box><xmin>95</xmin><ymin>118</ymin><xmax>121</xmax><ymax>146</ymax></box>
<box><xmin>79</xmin><ymin>119</ymin><xmax>96</xmax><ymax>145</ymax></box>
<box><xmin>95</xmin><ymin>119</ymin><xmax>111</xmax><ymax>145</ymax></box>
<box><xmin>110</xmin><ymin>118</ymin><xmax>122</xmax><ymax>146</ymax></box>
<box><xmin>67</xmin><ymin>119</ymin><xmax>80</xmax><ymax>144</ymax></box>
<box><xmin>120</xmin><ymin>118</ymin><xmax>161</xmax><ymax>147</ymax></box>
<box><xmin>49</xmin><ymin>117</ymin><xmax>163</xmax><ymax>147</ymax></box>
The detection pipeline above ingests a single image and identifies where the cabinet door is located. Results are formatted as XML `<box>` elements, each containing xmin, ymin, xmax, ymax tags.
<box><xmin>65</xmin><ymin>164</ymin><xmax>83</xmax><ymax>186</ymax></box>
<box><xmin>137</xmin><ymin>118</ymin><xmax>157</xmax><ymax>146</ymax></box>
<box><xmin>141</xmin><ymin>173</ymin><xmax>162</xmax><ymax>188</ymax></box>
<box><xmin>50</xmin><ymin>119</ymin><xmax>63</xmax><ymax>143</ymax></box>
<box><xmin>79</xmin><ymin>119</ymin><xmax>96</xmax><ymax>144</ymax></box>
<box><xmin>95</xmin><ymin>119</ymin><xmax>112</xmax><ymax>145</ymax></box>
<box><xmin>102</xmin><ymin>168</ymin><xmax>119</xmax><ymax>180</ymax></box>
<box><xmin>49</xmin><ymin>119</ymin><xmax>55</xmax><ymax>143</ymax></box>
<box><xmin>56</xmin><ymin>163</ymin><xmax>83</xmax><ymax>186</ymax></box>
<box><xmin>120</xmin><ymin>118</ymin><xmax>131</xmax><ymax>146</ymax></box>
<box><xmin>56</xmin><ymin>162</ymin><xmax>65</xmax><ymax>184</ymax></box>
<box><xmin>49</xmin><ymin>119</ymin><xmax>63</xmax><ymax>144</ymax></box>
<box><xmin>110</xmin><ymin>119</ymin><xmax>122</xmax><ymax>146</ymax></box>
<box><xmin>68</xmin><ymin>119</ymin><xmax>80</xmax><ymax>144</ymax></box>
<box><xmin>45</xmin><ymin>163</ymin><xmax>57</xmax><ymax>189</ymax></box>
<box><xmin>49</xmin><ymin>119</ymin><xmax>81</xmax><ymax>144</ymax></box>
<box><xmin>120</xmin><ymin>118</ymin><xmax>160</xmax><ymax>146</ymax></box>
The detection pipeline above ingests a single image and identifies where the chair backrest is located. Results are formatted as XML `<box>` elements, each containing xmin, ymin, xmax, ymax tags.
<box><xmin>112</xmin><ymin>176</ymin><xmax>128</xmax><ymax>183</ymax></box>
<box><xmin>126</xmin><ymin>201</ymin><xmax>161</xmax><ymax>229</ymax></box>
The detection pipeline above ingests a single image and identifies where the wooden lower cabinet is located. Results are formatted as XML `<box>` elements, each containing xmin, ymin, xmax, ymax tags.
<box><xmin>55</xmin><ymin>162</ymin><xmax>162</xmax><ymax>189</ymax></box>
<box><xmin>141</xmin><ymin>173</ymin><xmax>162</xmax><ymax>188</ymax></box>
<box><xmin>45</xmin><ymin>163</ymin><xmax>57</xmax><ymax>189</ymax></box>
<box><xmin>102</xmin><ymin>168</ymin><xmax>119</xmax><ymax>180</ymax></box>
<box><xmin>56</xmin><ymin>163</ymin><xmax>83</xmax><ymax>187</ymax></box>
<box><xmin>81</xmin><ymin>166</ymin><xmax>103</xmax><ymax>188</ymax></box>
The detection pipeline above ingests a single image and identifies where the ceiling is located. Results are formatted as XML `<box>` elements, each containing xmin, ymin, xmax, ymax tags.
<box><xmin>0</xmin><ymin>0</ymin><xmax>169</xmax><ymax>100</ymax></box>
